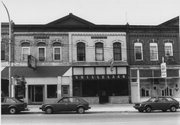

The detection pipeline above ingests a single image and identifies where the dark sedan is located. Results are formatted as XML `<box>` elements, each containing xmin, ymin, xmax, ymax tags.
<box><xmin>134</xmin><ymin>97</ymin><xmax>180</xmax><ymax>113</ymax></box>
<box><xmin>1</xmin><ymin>97</ymin><xmax>29</xmax><ymax>114</ymax></box>
<box><xmin>40</xmin><ymin>97</ymin><xmax>91</xmax><ymax>114</ymax></box>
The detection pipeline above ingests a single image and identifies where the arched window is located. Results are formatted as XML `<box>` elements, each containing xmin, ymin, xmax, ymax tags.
<box><xmin>95</xmin><ymin>42</ymin><xmax>104</xmax><ymax>61</ymax></box>
<box><xmin>141</xmin><ymin>88</ymin><xmax>150</xmax><ymax>97</ymax></box>
<box><xmin>21</xmin><ymin>42</ymin><xmax>30</xmax><ymax>61</ymax></box>
<box><xmin>37</xmin><ymin>42</ymin><xmax>46</xmax><ymax>61</ymax></box>
<box><xmin>21</xmin><ymin>42</ymin><xmax>30</xmax><ymax>47</ymax></box>
<box><xmin>164</xmin><ymin>42</ymin><xmax>173</xmax><ymax>56</ymax></box>
<box><xmin>134</xmin><ymin>42</ymin><xmax>143</xmax><ymax>61</ymax></box>
<box><xmin>150</xmin><ymin>43</ymin><xmax>158</xmax><ymax>61</ymax></box>
<box><xmin>113</xmin><ymin>42</ymin><xmax>122</xmax><ymax>61</ymax></box>
<box><xmin>77</xmin><ymin>42</ymin><xmax>85</xmax><ymax>61</ymax></box>
<box><xmin>53</xmin><ymin>42</ymin><xmax>61</xmax><ymax>61</ymax></box>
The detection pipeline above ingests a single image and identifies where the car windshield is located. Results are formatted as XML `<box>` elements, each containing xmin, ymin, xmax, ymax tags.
<box><xmin>147</xmin><ymin>97</ymin><xmax>157</xmax><ymax>102</ymax></box>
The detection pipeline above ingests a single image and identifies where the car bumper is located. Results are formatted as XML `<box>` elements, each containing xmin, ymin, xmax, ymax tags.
<box><xmin>133</xmin><ymin>105</ymin><xmax>145</xmax><ymax>110</ymax></box>
<box><xmin>24</xmin><ymin>107</ymin><xmax>29</xmax><ymax>111</ymax></box>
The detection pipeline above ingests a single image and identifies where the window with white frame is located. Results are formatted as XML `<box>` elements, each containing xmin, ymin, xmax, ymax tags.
<box><xmin>165</xmin><ymin>42</ymin><xmax>173</xmax><ymax>56</ymax></box>
<box><xmin>150</xmin><ymin>43</ymin><xmax>158</xmax><ymax>61</ymax></box>
<box><xmin>38</xmin><ymin>47</ymin><xmax>46</xmax><ymax>61</ymax></box>
<box><xmin>53</xmin><ymin>47</ymin><xmax>61</xmax><ymax>61</ymax></box>
<box><xmin>134</xmin><ymin>42</ymin><xmax>143</xmax><ymax>61</ymax></box>
<box><xmin>22</xmin><ymin>47</ymin><xmax>30</xmax><ymax>61</ymax></box>
<box><xmin>95</xmin><ymin>42</ymin><xmax>104</xmax><ymax>61</ymax></box>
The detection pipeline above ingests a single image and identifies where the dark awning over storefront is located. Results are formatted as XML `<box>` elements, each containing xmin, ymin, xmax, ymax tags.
<box><xmin>1</xmin><ymin>66</ymin><xmax>71</xmax><ymax>79</ymax></box>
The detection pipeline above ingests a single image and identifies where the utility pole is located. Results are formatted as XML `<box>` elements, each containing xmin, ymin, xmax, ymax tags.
<box><xmin>2</xmin><ymin>1</ymin><xmax>12</xmax><ymax>97</ymax></box>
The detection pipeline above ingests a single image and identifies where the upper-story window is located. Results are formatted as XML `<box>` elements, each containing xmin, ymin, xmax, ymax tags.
<box><xmin>53</xmin><ymin>42</ymin><xmax>61</xmax><ymax>61</ymax></box>
<box><xmin>134</xmin><ymin>42</ymin><xmax>143</xmax><ymax>61</ymax></box>
<box><xmin>21</xmin><ymin>42</ymin><xmax>30</xmax><ymax>61</ymax></box>
<box><xmin>113</xmin><ymin>42</ymin><xmax>122</xmax><ymax>61</ymax></box>
<box><xmin>77</xmin><ymin>42</ymin><xmax>86</xmax><ymax>61</ymax></box>
<box><xmin>150</xmin><ymin>43</ymin><xmax>158</xmax><ymax>61</ymax></box>
<box><xmin>37</xmin><ymin>42</ymin><xmax>46</xmax><ymax>61</ymax></box>
<box><xmin>164</xmin><ymin>42</ymin><xmax>173</xmax><ymax>56</ymax></box>
<box><xmin>95</xmin><ymin>42</ymin><xmax>104</xmax><ymax>61</ymax></box>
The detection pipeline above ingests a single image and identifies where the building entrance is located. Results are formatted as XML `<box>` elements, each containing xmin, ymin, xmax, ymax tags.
<box><xmin>28</xmin><ymin>85</ymin><xmax>44</xmax><ymax>104</ymax></box>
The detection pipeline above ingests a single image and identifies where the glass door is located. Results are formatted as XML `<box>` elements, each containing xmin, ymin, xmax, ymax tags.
<box><xmin>28</xmin><ymin>85</ymin><xmax>44</xmax><ymax>104</ymax></box>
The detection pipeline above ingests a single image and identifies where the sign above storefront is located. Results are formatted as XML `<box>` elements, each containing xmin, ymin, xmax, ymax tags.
<box><xmin>73</xmin><ymin>74</ymin><xmax>127</xmax><ymax>80</ymax></box>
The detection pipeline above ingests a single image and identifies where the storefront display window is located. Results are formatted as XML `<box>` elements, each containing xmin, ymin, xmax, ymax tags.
<box><xmin>47</xmin><ymin>85</ymin><xmax>57</xmax><ymax>98</ymax></box>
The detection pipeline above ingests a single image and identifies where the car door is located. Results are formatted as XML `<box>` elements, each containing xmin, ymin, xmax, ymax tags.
<box><xmin>67</xmin><ymin>98</ymin><xmax>78</xmax><ymax>111</ymax></box>
<box><xmin>157</xmin><ymin>97</ymin><xmax>168</xmax><ymax>110</ymax></box>
<box><xmin>150</xmin><ymin>98</ymin><xmax>163</xmax><ymax>110</ymax></box>
<box><xmin>55</xmin><ymin>97</ymin><xmax>70</xmax><ymax>111</ymax></box>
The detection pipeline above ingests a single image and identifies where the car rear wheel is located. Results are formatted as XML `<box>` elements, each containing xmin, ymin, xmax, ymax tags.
<box><xmin>77</xmin><ymin>107</ymin><xmax>85</xmax><ymax>114</ymax></box>
<box><xmin>9</xmin><ymin>107</ymin><xmax>17</xmax><ymax>114</ymax></box>
<box><xmin>170</xmin><ymin>106</ymin><xmax>176</xmax><ymax>112</ymax></box>
<box><xmin>145</xmin><ymin>106</ymin><xmax>152</xmax><ymax>113</ymax></box>
<box><xmin>138</xmin><ymin>109</ymin><xmax>143</xmax><ymax>112</ymax></box>
<box><xmin>45</xmin><ymin>107</ymin><xmax>53</xmax><ymax>114</ymax></box>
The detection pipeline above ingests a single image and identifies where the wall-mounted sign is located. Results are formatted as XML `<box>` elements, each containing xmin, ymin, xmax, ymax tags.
<box><xmin>28</xmin><ymin>55</ymin><xmax>37</xmax><ymax>69</ymax></box>
<box><xmin>73</xmin><ymin>74</ymin><xmax>127</xmax><ymax>80</ymax></box>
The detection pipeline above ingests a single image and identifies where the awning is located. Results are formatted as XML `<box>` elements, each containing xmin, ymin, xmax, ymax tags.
<box><xmin>1</xmin><ymin>66</ymin><xmax>71</xmax><ymax>79</ymax></box>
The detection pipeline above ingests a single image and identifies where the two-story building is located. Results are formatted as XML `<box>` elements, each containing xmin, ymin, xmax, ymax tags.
<box><xmin>128</xmin><ymin>17</ymin><xmax>180</xmax><ymax>102</ymax></box>
<box><xmin>1</xmin><ymin>13</ymin><xmax>129</xmax><ymax>104</ymax></box>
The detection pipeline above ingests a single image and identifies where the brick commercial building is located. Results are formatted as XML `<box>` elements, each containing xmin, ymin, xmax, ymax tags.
<box><xmin>1</xmin><ymin>14</ymin><xmax>179</xmax><ymax>104</ymax></box>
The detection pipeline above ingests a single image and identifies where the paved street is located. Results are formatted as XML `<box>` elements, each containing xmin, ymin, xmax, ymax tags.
<box><xmin>2</xmin><ymin>111</ymin><xmax>180</xmax><ymax>125</ymax></box>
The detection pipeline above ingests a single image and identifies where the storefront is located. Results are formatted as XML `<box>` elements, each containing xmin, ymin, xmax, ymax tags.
<box><xmin>72</xmin><ymin>66</ymin><xmax>130</xmax><ymax>104</ymax></box>
<box><xmin>1</xmin><ymin>66</ymin><xmax>71</xmax><ymax>104</ymax></box>
<box><xmin>130</xmin><ymin>66</ymin><xmax>180</xmax><ymax>103</ymax></box>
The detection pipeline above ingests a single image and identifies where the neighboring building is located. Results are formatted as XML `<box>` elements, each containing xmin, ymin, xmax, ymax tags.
<box><xmin>128</xmin><ymin>17</ymin><xmax>180</xmax><ymax>102</ymax></box>
<box><xmin>70</xmin><ymin>32</ymin><xmax>128</xmax><ymax>104</ymax></box>
<box><xmin>1</xmin><ymin>14</ymin><xmax>179</xmax><ymax>104</ymax></box>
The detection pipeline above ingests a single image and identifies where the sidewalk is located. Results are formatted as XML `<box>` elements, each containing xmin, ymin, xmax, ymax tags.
<box><xmin>27</xmin><ymin>104</ymin><xmax>136</xmax><ymax>113</ymax></box>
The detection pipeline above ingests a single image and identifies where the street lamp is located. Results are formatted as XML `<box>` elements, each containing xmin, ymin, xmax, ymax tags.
<box><xmin>2</xmin><ymin>1</ymin><xmax>12</xmax><ymax>97</ymax></box>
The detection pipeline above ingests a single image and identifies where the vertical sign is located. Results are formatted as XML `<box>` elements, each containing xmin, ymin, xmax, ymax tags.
<box><xmin>161</xmin><ymin>57</ymin><xmax>167</xmax><ymax>78</ymax></box>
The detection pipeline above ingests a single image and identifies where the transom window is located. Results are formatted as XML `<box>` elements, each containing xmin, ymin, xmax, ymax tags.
<box><xmin>134</xmin><ymin>42</ymin><xmax>143</xmax><ymax>61</ymax></box>
<box><xmin>77</xmin><ymin>42</ymin><xmax>86</xmax><ymax>61</ymax></box>
<box><xmin>95</xmin><ymin>42</ymin><xmax>104</xmax><ymax>61</ymax></box>
<box><xmin>165</xmin><ymin>42</ymin><xmax>173</xmax><ymax>56</ymax></box>
<box><xmin>113</xmin><ymin>42</ymin><xmax>122</xmax><ymax>61</ymax></box>
<box><xmin>150</xmin><ymin>43</ymin><xmax>158</xmax><ymax>61</ymax></box>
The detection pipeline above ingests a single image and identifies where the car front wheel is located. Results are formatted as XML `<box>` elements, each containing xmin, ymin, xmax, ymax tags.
<box><xmin>77</xmin><ymin>107</ymin><xmax>85</xmax><ymax>114</ymax></box>
<box><xmin>9</xmin><ymin>107</ymin><xmax>17</xmax><ymax>114</ymax></box>
<box><xmin>45</xmin><ymin>107</ymin><xmax>53</xmax><ymax>114</ymax></box>
<box><xmin>170</xmin><ymin>106</ymin><xmax>176</xmax><ymax>112</ymax></box>
<box><xmin>145</xmin><ymin>106</ymin><xmax>152</xmax><ymax>113</ymax></box>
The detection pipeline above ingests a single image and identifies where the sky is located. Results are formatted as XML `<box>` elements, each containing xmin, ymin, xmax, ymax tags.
<box><xmin>0</xmin><ymin>0</ymin><xmax>180</xmax><ymax>25</ymax></box>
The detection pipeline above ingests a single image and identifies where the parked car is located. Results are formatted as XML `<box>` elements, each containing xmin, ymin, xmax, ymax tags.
<box><xmin>134</xmin><ymin>97</ymin><xmax>180</xmax><ymax>113</ymax></box>
<box><xmin>1</xmin><ymin>97</ymin><xmax>29</xmax><ymax>114</ymax></box>
<box><xmin>39</xmin><ymin>97</ymin><xmax>91</xmax><ymax>114</ymax></box>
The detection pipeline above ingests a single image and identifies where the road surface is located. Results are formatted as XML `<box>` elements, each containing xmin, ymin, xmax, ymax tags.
<box><xmin>2</xmin><ymin>111</ymin><xmax>180</xmax><ymax>125</ymax></box>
